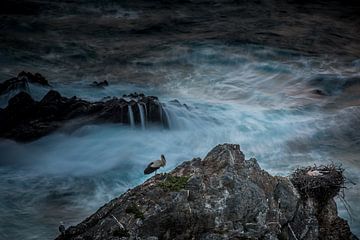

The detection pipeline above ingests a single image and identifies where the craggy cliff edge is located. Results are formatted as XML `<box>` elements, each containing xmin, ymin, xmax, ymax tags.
<box><xmin>56</xmin><ymin>144</ymin><xmax>357</xmax><ymax>240</ymax></box>
<box><xmin>0</xmin><ymin>72</ymin><xmax>170</xmax><ymax>142</ymax></box>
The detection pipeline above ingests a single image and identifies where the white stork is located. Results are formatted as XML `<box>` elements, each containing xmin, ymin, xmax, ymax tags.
<box><xmin>144</xmin><ymin>154</ymin><xmax>166</xmax><ymax>175</ymax></box>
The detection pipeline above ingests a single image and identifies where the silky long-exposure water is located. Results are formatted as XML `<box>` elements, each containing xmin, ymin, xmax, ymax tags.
<box><xmin>0</xmin><ymin>44</ymin><xmax>359</xmax><ymax>239</ymax></box>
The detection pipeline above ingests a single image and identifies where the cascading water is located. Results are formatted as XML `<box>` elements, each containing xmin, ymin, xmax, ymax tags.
<box><xmin>159</xmin><ymin>104</ymin><xmax>163</xmax><ymax>123</ymax></box>
<box><xmin>128</xmin><ymin>105</ymin><xmax>135</xmax><ymax>128</ymax></box>
<box><xmin>0</xmin><ymin>44</ymin><xmax>359</xmax><ymax>239</ymax></box>
<box><xmin>141</xmin><ymin>102</ymin><xmax>148</xmax><ymax>126</ymax></box>
<box><xmin>160</xmin><ymin>103</ymin><xmax>172</xmax><ymax>129</ymax></box>
<box><xmin>137</xmin><ymin>103</ymin><xmax>146</xmax><ymax>130</ymax></box>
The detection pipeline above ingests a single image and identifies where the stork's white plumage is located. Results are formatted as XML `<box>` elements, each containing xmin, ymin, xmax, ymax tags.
<box><xmin>306</xmin><ymin>170</ymin><xmax>323</xmax><ymax>176</ymax></box>
<box><xmin>144</xmin><ymin>155</ymin><xmax>166</xmax><ymax>174</ymax></box>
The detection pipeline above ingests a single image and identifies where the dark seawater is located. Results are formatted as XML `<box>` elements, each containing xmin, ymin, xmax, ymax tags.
<box><xmin>0</xmin><ymin>2</ymin><xmax>360</xmax><ymax>239</ymax></box>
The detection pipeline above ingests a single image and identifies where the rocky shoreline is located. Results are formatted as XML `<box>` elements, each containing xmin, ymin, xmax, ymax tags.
<box><xmin>55</xmin><ymin>144</ymin><xmax>358</xmax><ymax>240</ymax></box>
<box><xmin>0</xmin><ymin>73</ymin><xmax>170</xmax><ymax>142</ymax></box>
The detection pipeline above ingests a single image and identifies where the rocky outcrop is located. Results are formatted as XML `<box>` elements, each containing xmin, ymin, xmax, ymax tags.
<box><xmin>0</xmin><ymin>71</ymin><xmax>50</xmax><ymax>95</ymax></box>
<box><xmin>0</xmin><ymin>90</ymin><xmax>169</xmax><ymax>142</ymax></box>
<box><xmin>55</xmin><ymin>144</ymin><xmax>357</xmax><ymax>240</ymax></box>
<box><xmin>90</xmin><ymin>80</ymin><xmax>109</xmax><ymax>88</ymax></box>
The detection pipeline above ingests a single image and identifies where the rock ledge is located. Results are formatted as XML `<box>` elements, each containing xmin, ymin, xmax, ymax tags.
<box><xmin>0</xmin><ymin>90</ymin><xmax>168</xmax><ymax>142</ymax></box>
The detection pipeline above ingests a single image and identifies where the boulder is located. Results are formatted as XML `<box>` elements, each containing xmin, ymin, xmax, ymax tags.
<box><xmin>54</xmin><ymin>144</ymin><xmax>358</xmax><ymax>240</ymax></box>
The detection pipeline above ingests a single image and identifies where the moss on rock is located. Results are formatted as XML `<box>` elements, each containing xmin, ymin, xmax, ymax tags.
<box><xmin>159</xmin><ymin>175</ymin><xmax>190</xmax><ymax>192</ymax></box>
<box><xmin>125</xmin><ymin>204</ymin><xmax>144</xmax><ymax>220</ymax></box>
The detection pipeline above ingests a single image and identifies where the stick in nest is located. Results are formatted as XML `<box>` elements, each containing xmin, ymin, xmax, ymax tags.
<box><xmin>290</xmin><ymin>164</ymin><xmax>345</xmax><ymax>203</ymax></box>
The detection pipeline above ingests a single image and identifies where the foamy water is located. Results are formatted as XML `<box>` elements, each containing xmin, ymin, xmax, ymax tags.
<box><xmin>0</xmin><ymin>44</ymin><xmax>359</xmax><ymax>239</ymax></box>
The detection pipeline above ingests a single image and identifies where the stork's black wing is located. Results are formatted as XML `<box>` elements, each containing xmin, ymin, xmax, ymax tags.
<box><xmin>144</xmin><ymin>162</ymin><xmax>159</xmax><ymax>174</ymax></box>
<box><xmin>59</xmin><ymin>225</ymin><xmax>65</xmax><ymax>235</ymax></box>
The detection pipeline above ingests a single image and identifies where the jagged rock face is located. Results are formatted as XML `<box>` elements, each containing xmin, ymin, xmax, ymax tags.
<box><xmin>56</xmin><ymin>144</ymin><xmax>357</xmax><ymax>240</ymax></box>
<box><xmin>0</xmin><ymin>90</ymin><xmax>168</xmax><ymax>142</ymax></box>
<box><xmin>0</xmin><ymin>71</ymin><xmax>50</xmax><ymax>95</ymax></box>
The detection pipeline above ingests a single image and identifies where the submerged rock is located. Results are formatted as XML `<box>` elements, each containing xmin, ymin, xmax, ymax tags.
<box><xmin>55</xmin><ymin>144</ymin><xmax>357</xmax><ymax>240</ymax></box>
<box><xmin>90</xmin><ymin>80</ymin><xmax>109</xmax><ymax>88</ymax></box>
<box><xmin>0</xmin><ymin>90</ymin><xmax>169</xmax><ymax>142</ymax></box>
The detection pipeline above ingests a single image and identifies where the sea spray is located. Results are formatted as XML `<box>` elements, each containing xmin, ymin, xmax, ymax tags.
<box><xmin>0</xmin><ymin>44</ymin><xmax>359</xmax><ymax>239</ymax></box>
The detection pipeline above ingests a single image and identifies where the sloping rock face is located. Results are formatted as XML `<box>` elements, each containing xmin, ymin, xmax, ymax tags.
<box><xmin>0</xmin><ymin>90</ymin><xmax>168</xmax><ymax>142</ymax></box>
<box><xmin>55</xmin><ymin>144</ymin><xmax>357</xmax><ymax>240</ymax></box>
<box><xmin>0</xmin><ymin>71</ymin><xmax>50</xmax><ymax>95</ymax></box>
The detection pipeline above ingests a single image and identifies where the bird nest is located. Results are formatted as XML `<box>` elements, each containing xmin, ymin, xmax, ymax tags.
<box><xmin>290</xmin><ymin>164</ymin><xmax>345</xmax><ymax>203</ymax></box>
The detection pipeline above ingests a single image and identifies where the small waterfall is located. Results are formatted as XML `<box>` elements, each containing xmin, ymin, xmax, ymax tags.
<box><xmin>137</xmin><ymin>103</ymin><xmax>146</xmax><ymax>130</ymax></box>
<box><xmin>160</xmin><ymin>103</ymin><xmax>172</xmax><ymax>129</ymax></box>
<box><xmin>159</xmin><ymin>102</ymin><xmax>163</xmax><ymax>123</ymax></box>
<box><xmin>142</xmin><ymin>103</ymin><xmax>148</xmax><ymax>124</ymax></box>
<box><xmin>128</xmin><ymin>105</ymin><xmax>135</xmax><ymax>128</ymax></box>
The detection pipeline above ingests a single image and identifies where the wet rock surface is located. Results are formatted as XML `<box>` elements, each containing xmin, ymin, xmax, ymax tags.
<box><xmin>55</xmin><ymin>144</ymin><xmax>357</xmax><ymax>240</ymax></box>
<box><xmin>0</xmin><ymin>90</ymin><xmax>168</xmax><ymax>142</ymax></box>
<box><xmin>0</xmin><ymin>71</ymin><xmax>50</xmax><ymax>95</ymax></box>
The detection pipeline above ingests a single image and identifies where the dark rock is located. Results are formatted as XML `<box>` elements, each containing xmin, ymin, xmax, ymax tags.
<box><xmin>90</xmin><ymin>80</ymin><xmax>109</xmax><ymax>88</ymax></box>
<box><xmin>8</xmin><ymin>91</ymin><xmax>35</xmax><ymax>107</ymax></box>
<box><xmin>0</xmin><ymin>77</ymin><xmax>29</xmax><ymax>95</ymax></box>
<box><xmin>169</xmin><ymin>99</ymin><xmax>189</xmax><ymax>110</ymax></box>
<box><xmin>123</xmin><ymin>92</ymin><xmax>146</xmax><ymax>99</ymax></box>
<box><xmin>308</xmin><ymin>75</ymin><xmax>360</xmax><ymax>97</ymax></box>
<box><xmin>0</xmin><ymin>90</ymin><xmax>169</xmax><ymax>142</ymax></box>
<box><xmin>169</xmin><ymin>99</ymin><xmax>182</xmax><ymax>107</ymax></box>
<box><xmin>54</xmin><ymin>144</ymin><xmax>358</xmax><ymax>240</ymax></box>
<box><xmin>5</xmin><ymin>91</ymin><xmax>36</xmax><ymax>124</ymax></box>
<box><xmin>17</xmin><ymin>71</ymin><xmax>50</xmax><ymax>86</ymax></box>
<box><xmin>40</xmin><ymin>90</ymin><xmax>63</xmax><ymax>104</ymax></box>
<box><xmin>0</xmin><ymin>71</ymin><xmax>50</xmax><ymax>96</ymax></box>
<box><xmin>311</xmin><ymin>89</ymin><xmax>327</xmax><ymax>96</ymax></box>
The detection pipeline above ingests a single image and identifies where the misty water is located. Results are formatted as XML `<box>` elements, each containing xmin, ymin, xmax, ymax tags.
<box><xmin>0</xmin><ymin>44</ymin><xmax>360</xmax><ymax>239</ymax></box>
